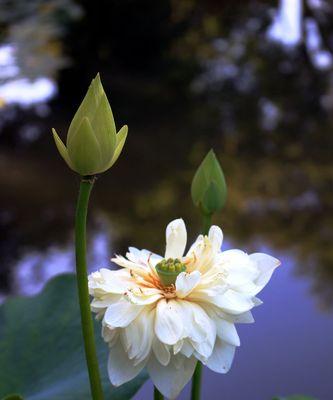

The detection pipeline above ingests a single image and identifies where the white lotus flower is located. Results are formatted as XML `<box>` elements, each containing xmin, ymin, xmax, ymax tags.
<box><xmin>88</xmin><ymin>219</ymin><xmax>280</xmax><ymax>399</ymax></box>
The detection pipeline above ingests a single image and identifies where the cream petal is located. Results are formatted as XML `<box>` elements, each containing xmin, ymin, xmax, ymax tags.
<box><xmin>107</xmin><ymin>340</ymin><xmax>147</xmax><ymax>386</ymax></box>
<box><xmin>250</xmin><ymin>253</ymin><xmax>280</xmax><ymax>293</ymax></box>
<box><xmin>155</xmin><ymin>299</ymin><xmax>184</xmax><ymax>345</ymax></box>
<box><xmin>152</xmin><ymin>338</ymin><xmax>171</xmax><ymax>366</ymax></box>
<box><xmin>111</xmin><ymin>255</ymin><xmax>151</xmax><ymax>277</ymax></box>
<box><xmin>180</xmin><ymin>340</ymin><xmax>195</xmax><ymax>358</ymax></box>
<box><xmin>91</xmin><ymin>294</ymin><xmax>121</xmax><ymax>311</ymax></box>
<box><xmin>205</xmin><ymin>338</ymin><xmax>235</xmax><ymax>374</ymax></box>
<box><xmin>147</xmin><ymin>353</ymin><xmax>197</xmax><ymax>399</ymax></box>
<box><xmin>175</xmin><ymin>271</ymin><xmax>201</xmax><ymax>298</ymax></box>
<box><xmin>127</xmin><ymin>247</ymin><xmax>163</xmax><ymax>268</ymax></box>
<box><xmin>211</xmin><ymin>289</ymin><xmax>255</xmax><ymax>314</ymax></box>
<box><xmin>125</xmin><ymin>287</ymin><xmax>163</xmax><ymax>305</ymax></box>
<box><xmin>215</xmin><ymin>319</ymin><xmax>240</xmax><ymax>346</ymax></box>
<box><xmin>88</xmin><ymin>269</ymin><xmax>131</xmax><ymax>296</ymax></box>
<box><xmin>104</xmin><ymin>297</ymin><xmax>143</xmax><ymax>328</ymax></box>
<box><xmin>165</xmin><ymin>218</ymin><xmax>187</xmax><ymax>259</ymax></box>
<box><xmin>102</xmin><ymin>324</ymin><xmax>118</xmax><ymax>346</ymax></box>
<box><xmin>208</xmin><ymin>225</ymin><xmax>223</xmax><ymax>251</ymax></box>
<box><xmin>122</xmin><ymin>308</ymin><xmax>154</xmax><ymax>365</ymax></box>
<box><xmin>233</xmin><ymin>311</ymin><xmax>255</xmax><ymax>323</ymax></box>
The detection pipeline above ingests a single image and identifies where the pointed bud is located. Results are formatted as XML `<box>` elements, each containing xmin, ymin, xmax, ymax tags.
<box><xmin>52</xmin><ymin>73</ymin><xmax>128</xmax><ymax>176</ymax></box>
<box><xmin>191</xmin><ymin>149</ymin><xmax>227</xmax><ymax>215</ymax></box>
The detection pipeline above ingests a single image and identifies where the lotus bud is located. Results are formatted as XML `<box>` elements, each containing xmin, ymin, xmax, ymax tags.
<box><xmin>191</xmin><ymin>149</ymin><xmax>227</xmax><ymax>215</ymax></box>
<box><xmin>52</xmin><ymin>73</ymin><xmax>128</xmax><ymax>176</ymax></box>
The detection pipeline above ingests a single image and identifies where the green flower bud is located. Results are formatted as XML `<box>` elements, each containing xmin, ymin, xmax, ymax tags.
<box><xmin>191</xmin><ymin>149</ymin><xmax>227</xmax><ymax>215</ymax></box>
<box><xmin>156</xmin><ymin>258</ymin><xmax>186</xmax><ymax>286</ymax></box>
<box><xmin>52</xmin><ymin>73</ymin><xmax>128</xmax><ymax>176</ymax></box>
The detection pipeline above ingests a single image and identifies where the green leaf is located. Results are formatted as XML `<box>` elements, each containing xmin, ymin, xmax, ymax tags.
<box><xmin>0</xmin><ymin>274</ymin><xmax>148</xmax><ymax>400</ymax></box>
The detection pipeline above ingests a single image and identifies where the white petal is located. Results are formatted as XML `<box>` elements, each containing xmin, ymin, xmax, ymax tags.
<box><xmin>104</xmin><ymin>297</ymin><xmax>143</xmax><ymax>328</ymax></box>
<box><xmin>107</xmin><ymin>340</ymin><xmax>147</xmax><ymax>386</ymax></box>
<box><xmin>152</xmin><ymin>338</ymin><xmax>171</xmax><ymax>366</ymax></box>
<box><xmin>233</xmin><ymin>311</ymin><xmax>255</xmax><ymax>324</ymax></box>
<box><xmin>127</xmin><ymin>247</ymin><xmax>163</xmax><ymax>267</ymax></box>
<box><xmin>122</xmin><ymin>308</ymin><xmax>154</xmax><ymax>365</ymax></box>
<box><xmin>212</xmin><ymin>289</ymin><xmax>255</xmax><ymax>314</ymax></box>
<box><xmin>250</xmin><ymin>253</ymin><xmax>280</xmax><ymax>293</ymax></box>
<box><xmin>205</xmin><ymin>339</ymin><xmax>235</xmax><ymax>373</ymax></box>
<box><xmin>208</xmin><ymin>225</ymin><xmax>223</xmax><ymax>251</ymax></box>
<box><xmin>215</xmin><ymin>319</ymin><xmax>240</xmax><ymax>346</ymax></box>
<box><xmin>155</xmin><ymin>299</ymin><xmax>183</xmax><ymax>345</ymax></box>
<box><xmin>175</xmin><ymin>271</ymin><xmax>201</xmax><ymax>298</ymax></box>
<box><xmin>147</xmin><ymin>353</ymin><xmax>197</xmax><ymax>399</ymax></box>
<box><xmin>125</xmin><ymin>287</ymin><xmax>163</xmax><ymax>305</ymax></box>
<box><xmin>165</xmin><ymin>218</ymin><xmax>187</xmax><ymax>259</ymax></box>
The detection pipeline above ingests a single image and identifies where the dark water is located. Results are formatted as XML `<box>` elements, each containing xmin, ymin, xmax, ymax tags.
<box><xmin>1</xmin><ymin>1</ymin><xmax>333</xmax><ymax>398</ymax></box>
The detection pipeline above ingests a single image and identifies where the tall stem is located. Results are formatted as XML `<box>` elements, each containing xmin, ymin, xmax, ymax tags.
<box><xmin>154</xmin><ymin>386</ymin><xmax>163</xmax><ymax>400</ymax></box>
<box><xmin>75</xmin><ymin>176</ymin><xmax>104</xmax><ymax>400</ymax></box>
<box><xmin>191</xmin><ymin>213</ymin><xmax>212</xmax><ymax>400</ymax></box>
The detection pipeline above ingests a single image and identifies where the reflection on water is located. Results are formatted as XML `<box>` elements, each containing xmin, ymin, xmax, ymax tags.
<box><xmin>1</xmin><ymin>0</ymin><xmax>333</xmax><ymax>398</ymax></box>
<box><xmin>11</xmin><ymin>223</ymin><xmax>112</xmax><ymax>300</ymax></box>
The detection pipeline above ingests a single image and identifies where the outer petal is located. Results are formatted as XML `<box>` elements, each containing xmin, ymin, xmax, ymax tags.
<box><xmin>121</xmin><ymin>308</ymin><xmax>154</xmax><ymax>365</ymax></box>
<box><xmin>250</xmin><ymin>253</ymin><xmax>280</xmax><ymax>293</ymax></box>
<box><xmin>107</xmin><ymin>340</ymin><xmax>147</xmax><ymax>386</ymax></box>
<box><xmin>152</xmin><ymin>338</ymin><xmax>171</xmax><ymax>366</ymax></box>
<box><xmin>208</xmin><ymin>289</ymin><xmax>255</xmax><ymax>314</ymax></box>
<box><xmin>147</xmin><ymin>353</ymin><xmax>197</xmax><ymax>399</ymax></box>
<box><xmin>175</xmin><ymin>271</ymin><xmax>201</xmax><ymax>298</ymax></box>
<box><xmin>215</xmin><ymin>319</ymin><xmax>240</xmax><ymax>346</ymax></box>
<box><xmin>205</xmin><ymin>338</ymin><xmax>235</xmax><ymax>373</ymax></box>
<box><xmin>107</xmin><ymin>125</ymin><xmax>128</xmax><ymax>169</ymax></box>
<box><xmin>52</xmin><ymin>128</ymin><xmax>74</xmax><ymax>170</ymax></box>
<box><xmin>104</xmin><ymin>297</ymin><xmax>143</xmax><ymax>328</ymax></box>
<box><xmin>155</xmin><ymin>299</ymin><xmax>183</xmax><ymax>345</ymax></box>
<box><xmin>67</xmin><ymin>116</ymin><xmax>103</xmax><ymax>175</ymax></box>
<box><xmin>208</xmin><ymin>225</ymin><xmax>223</xmax><ymax>251</ymax></box>
<box><xmin>165</xmin><ymin>219</ymin><xmax>187</xmax><ymax>259</ymax></box>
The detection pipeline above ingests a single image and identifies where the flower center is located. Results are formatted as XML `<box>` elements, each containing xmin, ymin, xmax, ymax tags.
<box><xmin>155</xmin><ymin>258</ymin><xmax>186</xmax><ymax>286</ymax></box>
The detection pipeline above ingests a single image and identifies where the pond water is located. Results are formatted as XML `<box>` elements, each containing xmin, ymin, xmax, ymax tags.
<box><xmin>1</xmin><ymin>131</ymin><xmax>332</xmax><ymax>399</ymax></box>
<box><xmin>1</xmin><ymin>1</ymin><xmax>333</xmax><ymax>398</ymax></box>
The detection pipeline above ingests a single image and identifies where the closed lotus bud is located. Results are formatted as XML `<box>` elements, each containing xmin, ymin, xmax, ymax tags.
<box><xmin>52</xmin><ymin>73</ymin><xmax>128</xmax><ymax>176</ymax></box>
<box><xmin>191</xmin><ymin>149</ymin><xmax>227</xmax><ymax>215</ymax></box>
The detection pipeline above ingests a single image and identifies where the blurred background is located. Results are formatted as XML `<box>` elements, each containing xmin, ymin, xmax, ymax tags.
<box><xmin>0</xmin><ymin>0</ymin><xmax>333</xmax><ymax>399</ymax></box>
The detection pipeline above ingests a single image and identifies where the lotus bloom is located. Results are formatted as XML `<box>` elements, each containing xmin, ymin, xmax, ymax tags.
<box><xmin>89</xmin><ymin>219</ymin><xmax>280</xmax><ymax>399</ymax></box>
<box><xmin>52</xmin><ymin>74</ymin><xmax>128</xmax><ymax>176</ymax></box>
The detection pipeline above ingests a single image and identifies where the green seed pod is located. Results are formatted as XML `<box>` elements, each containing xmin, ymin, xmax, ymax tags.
<box><xmin>191</xmin><ymin>149</ymin><xmax>227</xmax><ymax>215</ymax></box>
<box><xmin>52</xmin><ymin>73</ymin><xmax>128</xmax><ymax>176</ymax></box>
<box><xmin>156</xmin><ymin>258</ymin><xmax>186</xmax><ymax>286</ymax></box>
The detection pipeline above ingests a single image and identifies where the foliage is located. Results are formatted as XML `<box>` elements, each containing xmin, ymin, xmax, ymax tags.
<box><xmin>0</xmin><ymin>274</ymin><xmax>148</xmax><ymax>400</ymax></box>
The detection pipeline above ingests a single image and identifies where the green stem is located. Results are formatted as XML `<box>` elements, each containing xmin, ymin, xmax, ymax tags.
<box><xmin>202</xmin><ymin>213</ymin><xmax>212</xmax><ymax>236</ymax></box>
<box><xmin>75</xmin><ymin>176</ymin><xmax>104</xmax><ymax>400</ymax></box>
<box><xmin>191</xmin><ymin>362</ymin><xmax>203</xmax><ymax>400</ymax></box>
<box><xmin>154</xmin><ymin>386</ymin><xmax>163</xmax><ymax>400</ymax></box>
<box><xmin>191</xmin><ymin>212</ymin><xmax>212</xmax><ymax>400</ymax></box>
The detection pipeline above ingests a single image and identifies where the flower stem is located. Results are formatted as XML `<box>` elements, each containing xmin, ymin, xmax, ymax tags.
<box><xmin>191</xmin><ymin>362</ymin><xmax>203</xmax><ymax>400</ymax></box>
<box><xmin>154</xmin><ymin>386</ymin><xmax>163</xmax><ymax>400</ymax></box>
<box><xmin>202</xmin><ymin>213</ymin><xmax>212</xmax><ymax>236</ymax></box>
<box><xmin>75</xmin><ymin>176</ymin><xmax>104</xmax><ymax>400</ymax></box>
<box><xmin>191</xmin><ymin>212</ymin><xmax>212</xmax><ymax>400</ymax></box>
